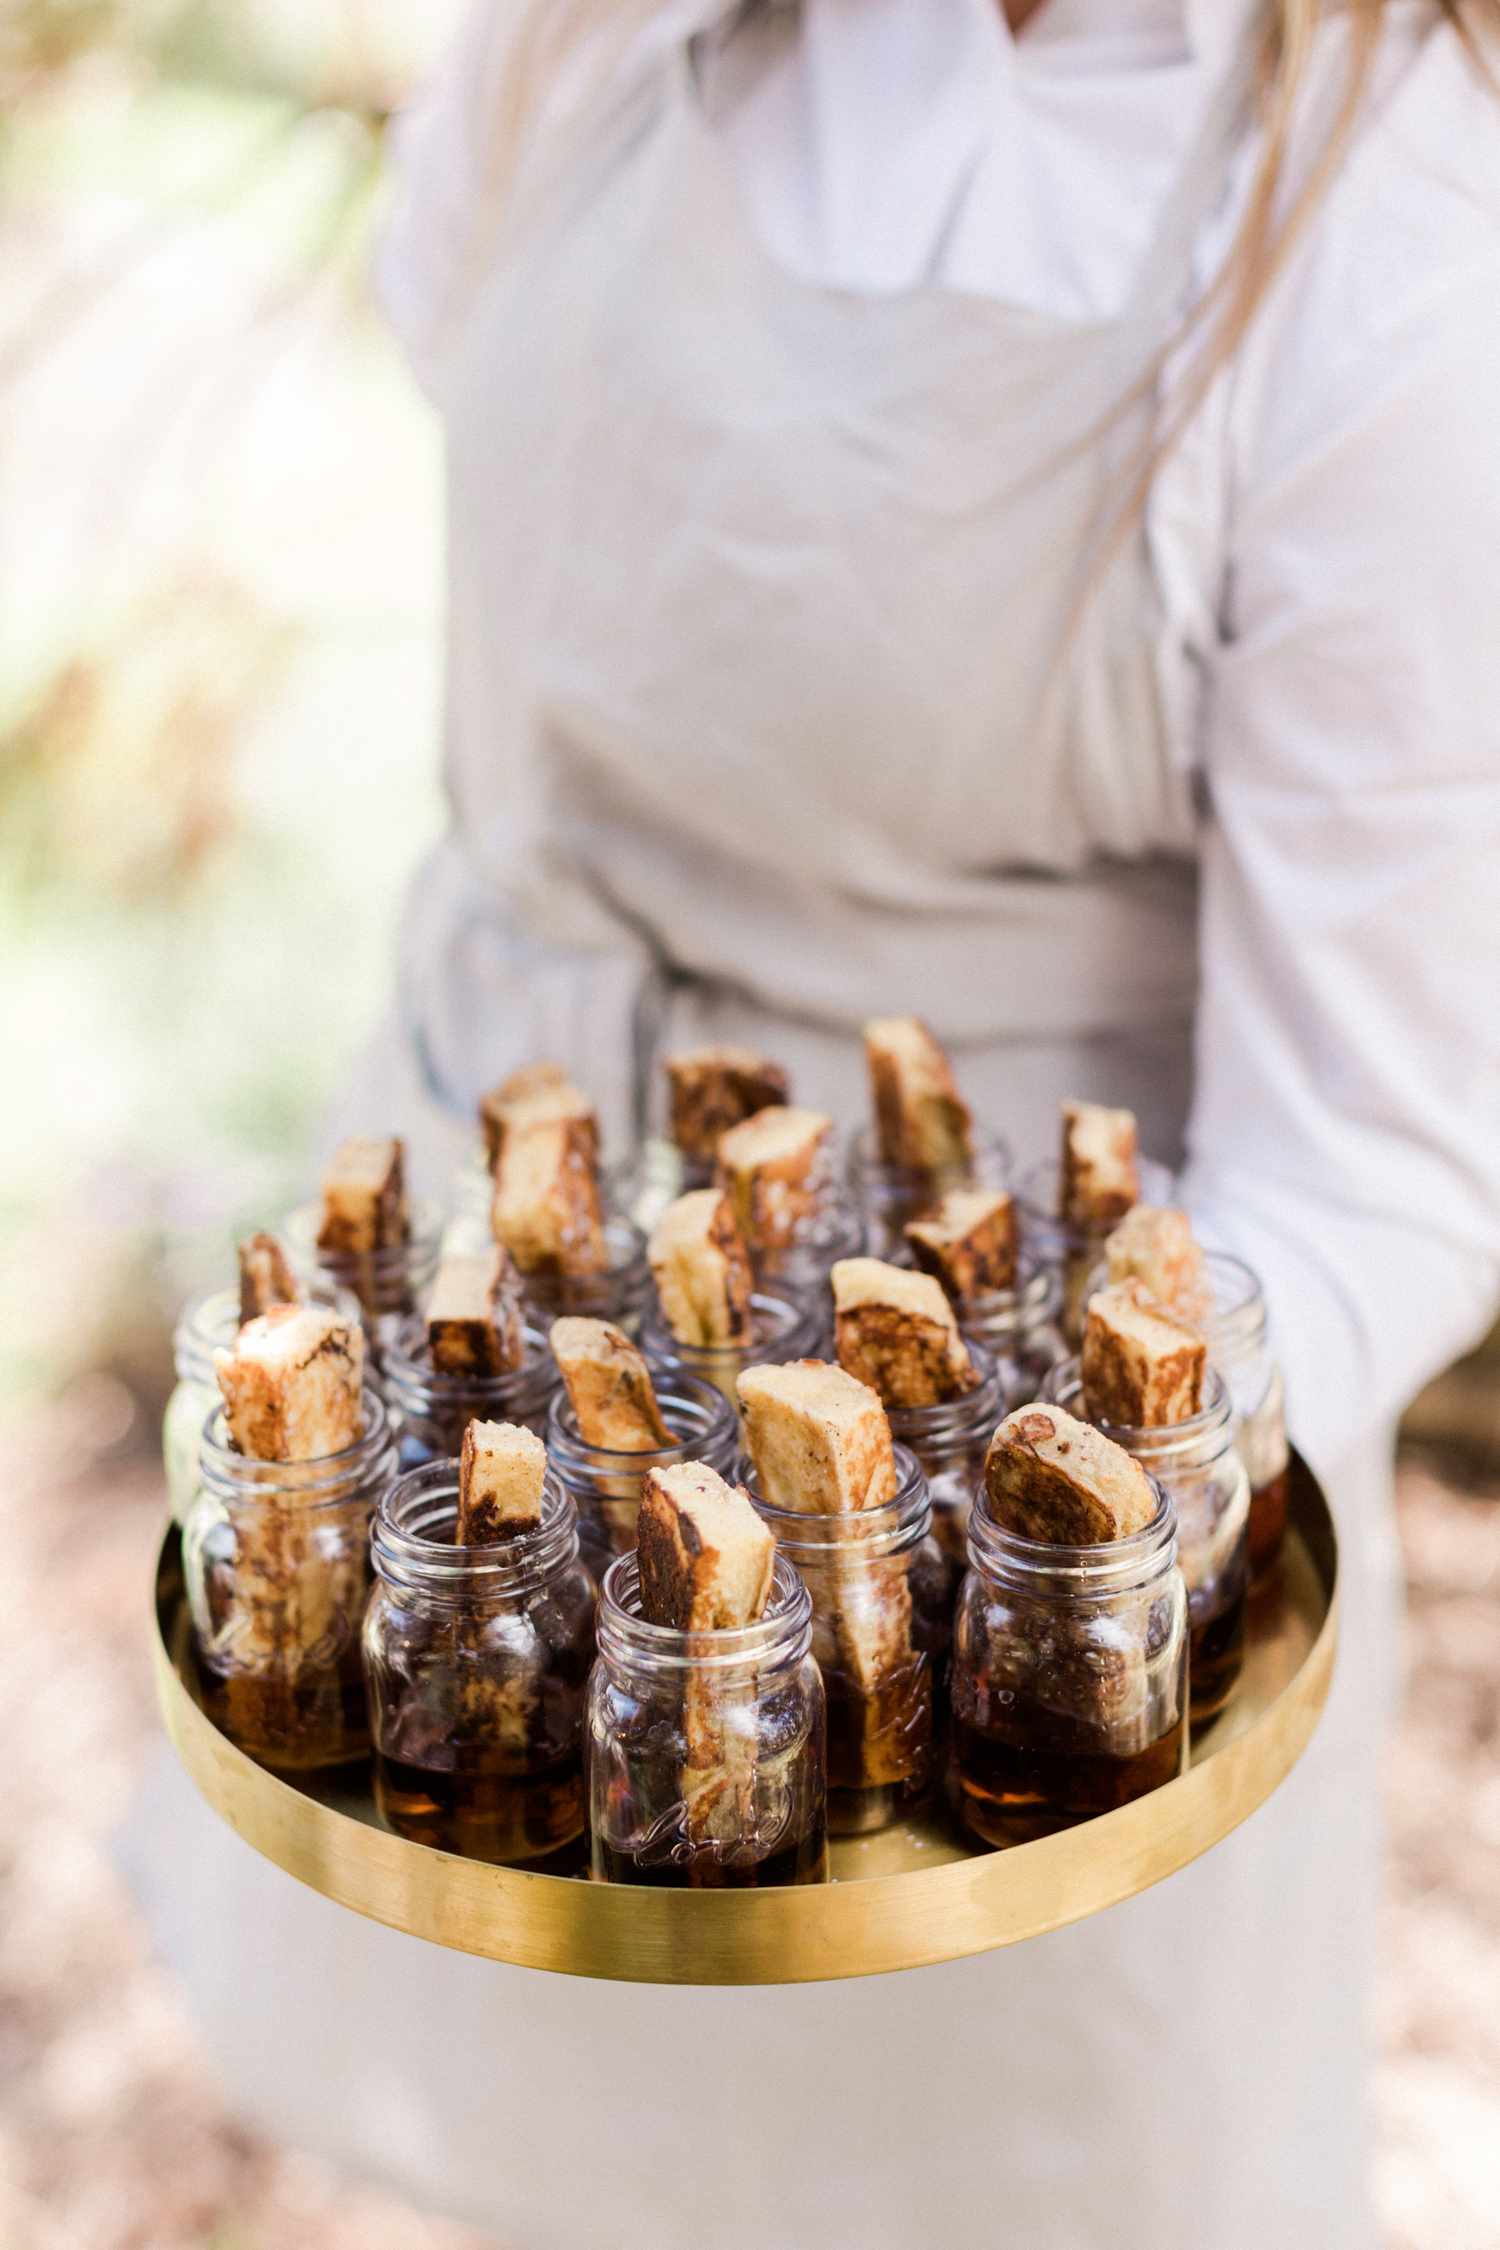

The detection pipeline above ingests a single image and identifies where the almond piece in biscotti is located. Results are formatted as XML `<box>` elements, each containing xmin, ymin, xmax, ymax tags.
<box><xmin>427</xmin><ymin>1248</ymin><xmax>527</xmax><ymax>1378</ymax></box>
<box><xmin>715</xmin><ymin>1106</ymin><xmax>834</xmax><ymax>1251</ymax></box>
<box><xmin>904</xmin><ymin>1189</ymin><xmax>1018</xmax><ymax>1300</ymax></box>
<box><xmin>316</xmin><ymin>1136</ymin><xmax>409</xmax><ymax>1256</ymax></box>
<box><xmin>1081</xmin><ymin>1281</ymin><xmax>1206</xmax><ymax>1430</ymax></box>
<box><xmin>984</xmin><ymin>1403</ymin><xmax>1156</xmax><ymax>1545</ymax></box>
<box><xmin>1059</xmin><ymin>1101</ymin><xmax>1140</xmax><ymax>1229</ymax></box>
<box><xmin>1104</xmin><ymin>1205</ymin><xmax>1211</xmax><ymax>1332</ymax></box>
<box><xmin>492</xmin><ymin>1115</ymin><xmax>607</xmax><ymax>1277</ymax></box>
<box><xmin>237</xmin><ymin>1232</ymin><xmax>303</xmax><ymax>1326</ymax></box>
<box><xmin>832</xmin><ymin>1257</ymin><xmax>979</xmax><ymax>1409</ymax></box>
<box><xmin>550</xmin><ymin>1317</ymin><xmax>671</xmax><ymax>1451</ymax></box>
<box><xmin>456</xmin><ymin>1417</ymin><xmax>547</xmax><ymax>1544</ymax></box>
<box><xmin>664</xmin><ymin>1045</ymin><xmax>790</xmax><ymax>1166</ymax></box>
<box><xmin>864</xmin><ymin>1016</ymin><xmax>974</xmax><ymax>1173</ymax></box>
<box><xmin>647</xmin><ymin>1189</ymin><xmax>755</xmax><ymax>1350</ymax></box>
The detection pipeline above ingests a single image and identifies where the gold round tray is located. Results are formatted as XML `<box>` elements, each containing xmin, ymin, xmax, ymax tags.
<box><xmin>152</xmin><ymin>1456</ymin><xmax>1336</xmax><ymax>1985</ymax></box>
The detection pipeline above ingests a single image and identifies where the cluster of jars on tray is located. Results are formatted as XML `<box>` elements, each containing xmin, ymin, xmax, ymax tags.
<box><xmin>172</xmin><ymin>1021</ymin><xmax>1292</xmax><ymax>1888</ymax></box>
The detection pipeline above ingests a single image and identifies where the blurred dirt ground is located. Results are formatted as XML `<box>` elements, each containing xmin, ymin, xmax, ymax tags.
<box><xmin>0</xmin><ymin>1391</ymin><xmax>1496</xmax><ymax>2250</ymax></box>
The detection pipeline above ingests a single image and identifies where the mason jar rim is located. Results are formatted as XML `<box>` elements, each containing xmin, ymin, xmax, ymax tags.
<box><xmin>1014</xmin><ymin>1155</ymin><xmax>1178</xmax><ymax>1239</ymax></box>
<box><xmin>597</xmin><ymin>1549</ymin><xmax>812</xmax><ymax>1675</ymax></box>
<box><xmin>955</xmin><ymin>1250</ymin><xmax>1060</xmax><ymax>1330</ymax></box>
<box><xmin>883</xmin><ymin>1341</ymin><xmax>1003</xmax><ymax>1442</ymax></box>
<box><xmin>282</xmin><ymin>1195</ymin><xmax>446</xmax><ymax>1284</ymax></box>
<box><xmin>382</xmin><ymin>1311</ymin><xmax>558</xmax><ymax>1411</ymax></box>
<box><xmin>173</xmin><ymin>1275</ymin><xmax>361</xmax><ymax>1387</ymax></box>
<box><xmin>968</xmin><ymin>1477</ymin><xmax>1179</xmax><ymax>1595</ymax></box>
<box><xmin>737</xmin><ymin>1441</ymin><xmax>932</xmax><ymax>1559</ymax></box>
<box><xmin>639</xmin><ymin>1286</ymin><xmax>820</xmax><ymax>1367</ymax></box>
<box><xmin>546</xmin><ymin>1370</ymin><xmax>739</xmax><ymax>1474</ymax></box>
<box><xmin>1078</xmin><ymin>1246</ymin><xmax>1268</xmax><ymax>1364</ymax></box>
<box><xmin>199</xmin><ymin>1383</ymin><xmax>395</xmax><ymax>1507</ymax></box>
<box><xmin>1045</xmin><ymin>1359</ymin><xmax>1236</xmax><ymax>1466</ymax></box>
<box><xmin>371</xmin><ymin>1457</ymin><xmax>581</xmax><ymax>1597</ymax></box>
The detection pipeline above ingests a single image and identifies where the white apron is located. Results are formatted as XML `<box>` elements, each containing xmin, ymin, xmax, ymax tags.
<box><xmin>126</xmin><ymin>33</ymin><xmax>1399</xmax><ymax>2249</ymax></box>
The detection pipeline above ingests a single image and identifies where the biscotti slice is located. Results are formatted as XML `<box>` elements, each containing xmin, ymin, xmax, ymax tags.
<box><xmin>904</xmin><ymin>1189</ymin><xmax>1017</xmax><ymax>1299</ymax></box>
<box><xmin>456</xmin><ymin>1418</ymin><xmax>547</xmax><ymax>1544</ymax></box>
<box><xmin>237</xmin><ymin>1232</ymin><xmax>303</xmax><ymax>1325</ymax></box>
<box><xmin>427</xmin><ymin>1249</ymin><xmax>526</xmax><ymax>1377</ymax></box>
<box><xmin>214</xmin><ymin>1305</ymin><xmax>365</xmax><ymax>1463</ymax></box>
<box><xmin>664</xmin><ymin>1044</ymin><xmax>790</xmax><ymax>1164</ymax></box>
<box><xmin>1059</xmin><ymin>1101</ymin><xmax>1140</xmax><ymax>1229</ymax></box>
<box><xmin>1081</xmin><ymin>1281</ymin><xmax>1206</xmax><ymax>1430</ymax></box>
<box><xmin>647</xmin><ymin>1189</ymin><xmax>755</xmax><ymax>1349</ymax></box>
<box><xmin>832</xmin><ymin>1257</ymin><xmax>978</xmax><ymax>1409</ymax></box>
<box><xmin>716</xmin><ymin>1106</ymin><xmax>833</xmax><ymax>1249</ymax></box>
<box><xmin>316</xmin><ymin>1136</ymin><xmax>408</xmax><ymax>1256</ymax></box>
<box><xmin>492</xmin><ymin>1115</ymin><xmax>607</xmax><ymax>1276</ymax></box>
<box><xmin>984</xmin><ymin>1403</ymin><xmax>1156</xmax><ymax>1544</ymax></box>
<box><xmin>637</xmin><ymin>1462</ymin><xmax>778</xmax><ymax>1847</ymax></box>
<box><xmin>1105</xmin><ymin>1205</ymin><xmax>1211</xmax><ymax>1331</ymax></box>
<box><xmin>738</xmin><ymin>1360</ymin><xmax>899</xmax><ymax>1516</ymax></box>
<box><xmin>864</xmin><ymin>1016</ymin><xmax>974</xmax><ymax>1172</ymax></box>
<box><xmin>479</xmin><ymin>1064</ymin><xmax>598</xmax><ymax>1171</ymax></box>
<box><xmin>551</xmin><ymin>1317</ymin><xmax>671</xmax><ymax>1451</ymax></box>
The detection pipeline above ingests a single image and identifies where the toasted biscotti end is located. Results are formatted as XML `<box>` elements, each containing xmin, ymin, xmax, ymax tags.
<box><xmin>479</xmin><ymin>1064</ymin><xmax>598</xmax><ymax>1171</ymax></box>
<box><xmin>491</xmin><ymin>1116</ymin><xmax>607</xmax><ymax>1277</ymax></box>
<box><xmin>426</xmin><ymin>1248</ymin><xmax>526</xmax><ymax>1378</ymax></box>
<box><xmin>456</xmin><ymin>1418</ymin><xmax>547</xmax><ymax>1544</ymax></box>
<box><xmin>550</xmin><ymin>1317</ymin><xmax>671</xmax><ymax>1451</ymax></box>
<box><xmin>1105</xmin><ymin>1205</ymin><xmax>1211</xmax><ymax>1331</ymax></box>
<box><xmin>636</xmin><ymin>1463</ymin><xmax>776</xmax><ymax>1634</ymax></box>
<box><xmin>316</xmin><ymin>1136</ymin><xmax>409</xmax><ymax>1257</ymax></box>
<box><xmin>904</xmin><ymin>1188</ymin><xmax>1017</xmax><ymax>1300</ymax></box>
<box><xmin>1059</xmin><ymin>1100</ymin><xmax>1140</xmax><ymax>1229</ymax></box>
<box><xmin>831</xmin><ymin>1257</ymin><xmax>978</xmax><ymax>1409</ymax></box>
<box><xmin>237</xmin><ymin>1232</ymin><xmax>303</xmax><ymax>1326</ymax></box>
<box><xmin>738</xmin><ymin>1359</ymin><xmax>900</xmax><ymax>1517</ymax></box>
<box><xmin>664</xmin><ymin>1045</ymin><xmax>790</xmax><ymax>1165</ymax></box>
<box><xmin>647</xmin><ymin>1189</ymin><xmax>755</xmax><ymax>1349</ymax></box>
<box><xmin>1082</xmin><ymin>1281</ymin><xmax>1207</xmax><ymax>1430</ymax></box>
<box><xmin>984</xmin><ymin>1404</ymin><xmax>1156</xmax><ymax>1545</ymax></box>
<box><xmin>863</xmin><ymin>1015</ymin><xmax>975</xmax><ymax>1173</ymax></box>
<box><xmin>715</xmin><ymin>1106</ymin><xmax>833</xmax><ymax>1249</ymax></box>
<box><xmin>214</xmin><ymin>1305</ymin><xmax>365</xmax><ymax>1463</ymax></box>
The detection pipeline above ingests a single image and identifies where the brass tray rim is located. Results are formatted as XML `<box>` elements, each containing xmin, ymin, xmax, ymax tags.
<box><xmin>152</xmin><ymin>1455</ymin><xmax>1338</xmax><ymax>1986</ymax></box>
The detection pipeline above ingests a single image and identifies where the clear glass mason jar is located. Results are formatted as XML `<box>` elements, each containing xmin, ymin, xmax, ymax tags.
<box><xmin>845</xmin><ymin>1123</ymin><xmax>1013</xmax><ymax>1263</ymax></box>
<box><xmin>382</xmin><ymin>1313</ymin><xmax>561</xmax><ymax>1470</ymax></box>
<box><xmin>738</xmin><ymin>1443</ymin><xmax>952</xmax><ymax>1836</ymax></box>
<box><xmin>747</xmin><ymin>1195</ymin><xmax>867</xmax><ymax>1311</ymax></box>
<box><xmin>363</xmin><ymin>1459</ymin><xmax>597</xmax><ymax>1869</ymax></box>
<box><xmin>161</xmin><ymin>1275</ymin><xmax>359</xmax><ymax>1526</ymax></box>
<box><xmin>638</xmin><ymin>1287</ymin><xmax>824</xmax><ymax>1417</ymax></box>
<box><xmin>1081</xmin><ymin>1245</ymin><xmax>1290</xmax><ymax>1587</ymax></box>
<box><xmin>949</xmin><ymin>1483</ymin><xmax>1189</xmax><ymax>1848</ymax></box>
<box><xmin>1045</xmin><ymin>1364</ymin><xmax>1250</xmax><ymax>1725</ymax></box>
<box><xmin>546</xmin><ymin>1371</ymin><xmax>742</xmax><ymax>1583</ymax></box>
<box><xmin>282</xmin><ymin>1197</ymin><xmax>444</xmax><ymax>1350</ymax></box>
<box><xmin>183</xmin><ymin>1385</ymin><xmax>395</xmax><ymax>1772</ymax></box>
<box><xmin>881</xmin><ymin>1341</ymin><xmax>1004</xmax><ymax>1571</ymax></box>
<box><xmin>587</xmin><ymin>1550</ymin><xmax>828</xmax><ymax>1888</ymax></box>
<box><xmin>956</xmin><ymin>1256</ymin><xmax>1068</xmax><ymax>1408</ymax></box>
<box><xmin>1015</xmin><ymin>1155</ymin><xmax>1176</xmax><ymax>1349</ymax></box>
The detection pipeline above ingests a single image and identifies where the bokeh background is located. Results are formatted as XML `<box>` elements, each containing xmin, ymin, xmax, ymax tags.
<box><xmin>1</xmin><ymin>7</ymin><xmax>1497</xmax><ymax>2246</ymax></box>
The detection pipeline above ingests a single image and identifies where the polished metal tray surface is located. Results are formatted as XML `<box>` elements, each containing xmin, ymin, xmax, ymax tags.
<box><xmin>152</xmin><ymin>1455</ymin><xmax>1337</xmax><ymax>1985</ymax></box>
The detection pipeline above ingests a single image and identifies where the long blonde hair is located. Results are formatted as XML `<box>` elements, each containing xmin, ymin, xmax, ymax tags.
<box><xmin>455</xmin><ymin>0</ymin><xmax>1495</xmax><ymax>485</ymax></box>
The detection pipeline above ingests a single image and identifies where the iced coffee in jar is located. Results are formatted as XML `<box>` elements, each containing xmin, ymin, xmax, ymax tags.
<box><xmin>163</xmin><ymin>1234</ymin><xmax>357</xmax><ymax>1525</ymax></box>
<box><xmin>184</xmin><ymin>1305</ymin><xmax>394</xmax><ymax>1771</ymax></box>
<box><xmin>739</xmin><ymin>1363</ymin><xmax>949</xmax><ymax>1835</ymax></box>
<box><xmin>283</xmin><ymin>1136</ymin><xmax>442</xmax><ymax>1350</ymax></box>
<box><xmin>383</xmin><ymin>1246</ymin><xmax>560</xmax><ymax>1468</ymax></box>
<box><xmin>847</xmin><ymin>1015</ymin><xmax>1011</xmax><ymax>1260</ymax></box>
<box><xmin>1016</xmin><ymin>1100</ymin><xmax>1174</xmax><ymax>1346</ymax></box>
<box><xmin>364</xmin><ymin>1421</ymin><xmax>596</xmax><ymax>1869</ymax></box>
<box><xmin>1051</xmin><ymin>1279</ymin><xmax>1251</xmax><ymax>1722</ymax></box>
<box><xmin>546</xmin><ymin>1318</ymin><xmax>740</xmax><ymax>1577</ymax></box>
<box><xmin>587</xmin><ymin>1466</ymin><xmax>828</xmax><ymax>1888</ymax></box>
<box><xmin>640</xmin><ymin>1186</ymin><xmax>822</xmax><ymax>1413</ymax></box>
<box><xmin>949</xmin><ymin>1403</ymin><xmax>1188</xmax><ymax>1847</ymax></box>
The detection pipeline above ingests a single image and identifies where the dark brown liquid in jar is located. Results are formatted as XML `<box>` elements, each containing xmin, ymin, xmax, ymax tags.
<box><xmin>375</xmin><ymin>1748</ymin><xmax>586</xmax><ymax>1870</ymax></box>
<box><xmin>1188</xmin><ymin>1587</ymin><xmax>1247</xmax><ymax>1723</ymax></box>
<box><xmin>595</xmin><ymin>1825</ymin><xmax>829</xmax><ymax>1889</ymax></box>
<box><xmin>1247</xmin><ymin>1467</ymin><xmax>1290</xmax><ymax>1583</ymax></box>
<box><xmin>950</xmin><ymin>1710</ymin><xmax>1187</xmax><ymax>1848</ymax></box>
<box><xmin>200</xmin><ymin>1637</ymin><xmax>370</xmax><ymax>1773</ymax></box>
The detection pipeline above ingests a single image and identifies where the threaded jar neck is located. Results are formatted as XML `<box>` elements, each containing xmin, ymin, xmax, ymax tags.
<box><xmin>596</xmin><ymin>1551</ymin><xmax>812</xmax><ymax>1683</ymax></box>
<box><xmin>546</xmin><ymin>1372</ymin><xmax>740</xmax><ymax>1493</ymax></box>
<box><xmin>968</xmin><ymin>1480</ymin><xmax>1179</xmax><ymax>1599</ymax></box>
<box><xmin>1044</xmin><ymin>1362</ymin><xmax>1236</xmax><ymax>1473</ymax></box>
<box><xmin>382</xmin><ymin>1313</ymin><xmax>558</xmax><ymax>1423</ymax></box>
<box><xmin>371</xmin><ymin>1459</ymin><xmax>581</xmax><ymax>1605</ymax></box>
<box><xmin>738</xmin><ymin>1442</ymin><xmax>932</xmax><ymax>1563</ymax></box>
<box><xmin>199</xmin><ymin>1385</ymin><xmax>396</xmax><ymax>1511</ymax></box>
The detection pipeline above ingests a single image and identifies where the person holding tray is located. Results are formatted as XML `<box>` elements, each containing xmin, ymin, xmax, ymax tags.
<box><xmin>128</xmin><ymin>3</ymin><xmax>1500</xmax><ymax>2247</ymax></box>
